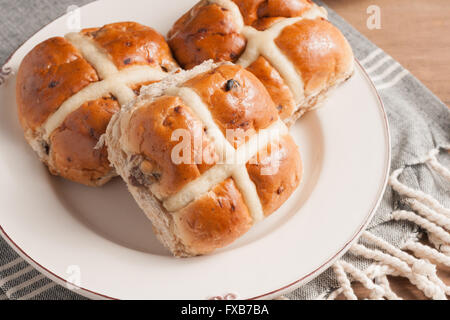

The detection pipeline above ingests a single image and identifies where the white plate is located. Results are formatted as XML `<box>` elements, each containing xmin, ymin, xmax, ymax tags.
<box><xmin>0</xmin><ymin>0</ymin><xmax>390</xmax><ymax>300</ymax></box>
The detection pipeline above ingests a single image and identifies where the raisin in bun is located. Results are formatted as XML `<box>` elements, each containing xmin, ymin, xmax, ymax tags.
<box><xmin>105</xmin><ymin>61</ymin><xmax>303</xmax><ymax>256</ymax></box>
<box><xmin>168</xmin><ymin>0</ymin><xmax>354</xmax><ymax>123</ymax></box>
<box><xmin>16</xmin><ymin>22</ymin><xmax>178</xmax><ymax>186</ymax></box>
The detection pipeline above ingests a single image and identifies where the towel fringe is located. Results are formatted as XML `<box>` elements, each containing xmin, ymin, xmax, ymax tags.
<box><xmin>389</xmin><ymin>167</ymin><xmax>450</xmax><ymax>217</ymax></box>
<box><xmin>282</xmin><ymin>148</ymin><xmax>450</xmax><ymax>300</ymax></box>
<box><xmin>0</xmin><ymin>64</ymin><xmax>12</xmax><ymax>86</ymax></box>
<box><xmin>331</xmin><ymin>262</ymin><xmax>357</xmax><ymax>300</ymax></box>
<box><xmin>405</xmin><ymin>199</ymin><xmax>450</xmax><ymax>230</ymax></box>
<box><xmin>425</xmin><ymin>147</ymin><xmax>450</xmax><ymax>182</ymax></box>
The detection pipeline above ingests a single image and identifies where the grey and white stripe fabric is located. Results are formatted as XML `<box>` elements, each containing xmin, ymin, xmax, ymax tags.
<box><xmin>0</xmin><ymin>240</ymin><xmax>86</xmax><ymax>300</ymax></box>
<box><xmin>0</xmin><ymin>0</ymin><xmax>449</xmax><ymax>300</ymax></box>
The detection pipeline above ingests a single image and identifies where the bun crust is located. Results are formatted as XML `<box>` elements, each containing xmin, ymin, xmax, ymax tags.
<box><xmin>17</xmin><ymin>37</ymin><xmax>98</xmax><ymax>131</ymax></box>
<box><xmin>275</xmin><ymin>17</ymin><xmax>354</xmax><ymax>97</ymax></box>
<box><xmin>168</xmin><ymin>2</ymin><xmax>247</xmax><ymax>70</ymax></box>
<box><xmin>183</xmin><ymin>64</ymin><xmax>279</xmax><ymax>147</ymax></box>
<box><xmin>81</xmin><ymin>22</ymin><xmax>176</xmax><ymax>72</ymax></box>
<box><xmin>168</xmin><ymin>0</ymin><xmax>354</xmax><ymax>122</ymax></box>
<box><xmin>246</xmin><ymin>56</ymin><xmax>295</xmax><ymax>120</ymax></box>
<box><xmin>247</xmin><ymin>135</ymin><xmax>302</xmax><ymax>215</ymax></box>
<box><xmin>125</xmin><ymin>95</ymin><xmax>217</xmax><ymax>199</ymax></box>
<box><xmin>233</xmin><ymin>0</ymin><xmax>312</xmax><ymax>25</ymax></box>
<box><xmin>16</xmin><ymin>22</ymin><xmax>178</xmax><ymax>186</ymax></box>
<box><xmin>49</xmin><ymin>97</ymin><xmax>119</xmax><ymax>184</ymax></box>
<box><xmin>106</xmin><ymin>62</ymin><xmax>303</xmax><ymax>256</ymax></box>
<box><xmin>174</xmin><ymin>178</ymin><xmax>252</xmax><ymax>255</ymax></box>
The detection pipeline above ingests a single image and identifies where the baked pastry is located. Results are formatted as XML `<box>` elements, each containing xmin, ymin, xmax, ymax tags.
<box><xmin>16</xmin><ymin>22</ymin><xmax>178</xmax><ymax>186</ymax></box>
<box><xmin>105</xmin><ymin>61</ymin><xmax>303</xmax><ymax>256</ymax></box>
<box><xmin>168</xmin><ymin>0</ymin><xmax>354</xmax><ymax>123</ymax></box>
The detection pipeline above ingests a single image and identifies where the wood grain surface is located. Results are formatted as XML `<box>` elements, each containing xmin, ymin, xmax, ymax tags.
<box><xmin>323</xmin><ymin>0</ymin><xmax>450</xmax><ymax>107</ymax></box>
<box><xmin>322</xmin><ymin>0</ymin><xmax>450</xmax><ymax>299</ymax></box>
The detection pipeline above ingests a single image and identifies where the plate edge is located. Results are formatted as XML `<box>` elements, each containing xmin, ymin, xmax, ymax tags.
<box><xmin>0</xmin><ymin>3</ymin><xmax>392</xmax><ymax>299</ymax></box>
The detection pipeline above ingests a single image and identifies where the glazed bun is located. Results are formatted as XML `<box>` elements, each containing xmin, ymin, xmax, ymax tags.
<box><xmin>16</xmin><ymin>22</ymin><xmax>178</xmax><ymax>186</ymax></box>
<box><xmin>168</xmin><ymin>0</ymin><xmax>354</xmax><ymax>123</ymax></box>
<box><xmin>106</xmin><ymin>61</ymin><xmax>303</xmax><ymax>256</ymax></box>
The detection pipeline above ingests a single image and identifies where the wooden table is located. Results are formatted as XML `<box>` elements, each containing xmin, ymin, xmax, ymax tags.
<box><xmin>323</xmin><ymin>0</ymin><xmax>450</xmax><ymax>107</ymax></box>
<box><xmin>322</xmin><ymin>0</ymin><xmax>450</xmax><ymax>299</ymax></box>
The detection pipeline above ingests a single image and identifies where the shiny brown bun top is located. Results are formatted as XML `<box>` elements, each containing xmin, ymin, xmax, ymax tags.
<box><xmin>233</xmin><ymin>0</ymin><xmax>313</xmax><ymax>26</ymax></box>
<box><xmin>16</xmin><ymin>22</ymin><xmax>177</xmax><ymax>186</ymax></box>
<box><xmin>81</xmin><ymin>22</ymin><xmax>176</xmax><ymax>72</ymax></box>
<box><xmin>182</xmin><ymin>64</ymin><xmax>279</xmax><ymax>147</ymax></box>
<box><xmin>168</xmin><ymin>0</ymin><xmax>354</xmax><ymax>122</ymax></box>
<box><xmin>167</xmin><ymin>1</ymin><xmax>247</xmax><ymax>70</ymax></box>
<box><xmin>275</xmin><ymin>17</ymin><xmax>353</xmax><ymax>96</ymax></box>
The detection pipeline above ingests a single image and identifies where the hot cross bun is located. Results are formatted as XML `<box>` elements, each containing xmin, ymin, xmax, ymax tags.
<box><xmin>106</xmin><ymin>62</ymin><xmax>303</xmax><ymax>256</ymax></box>
<box><xmin>16</xmin><ymin>22</ymin><xmax>178</xmax><ymax>186</ymax></box>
